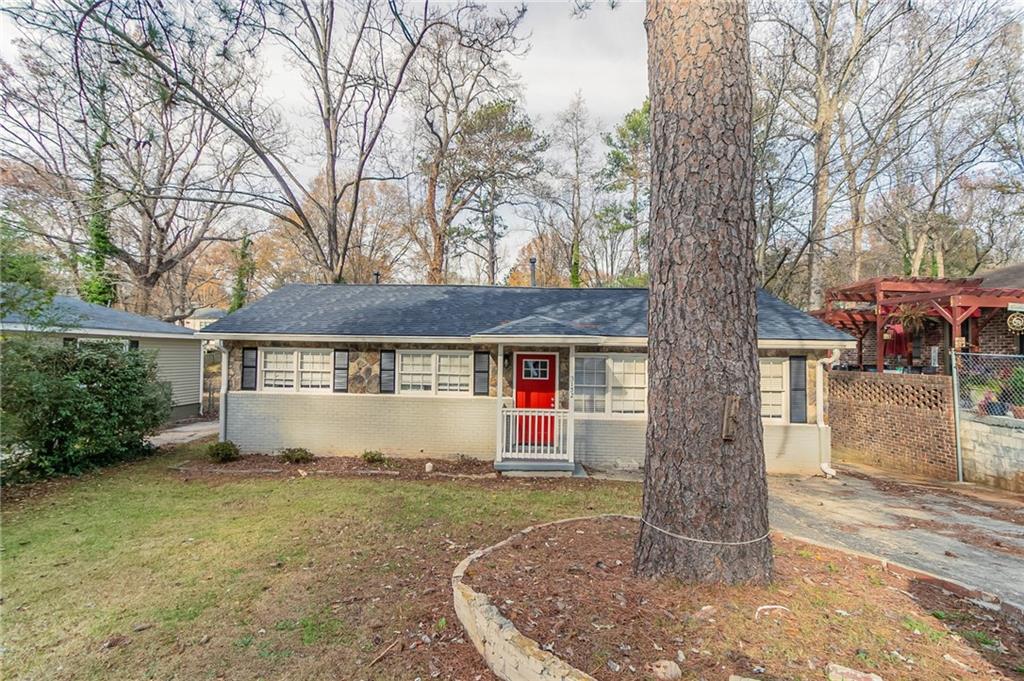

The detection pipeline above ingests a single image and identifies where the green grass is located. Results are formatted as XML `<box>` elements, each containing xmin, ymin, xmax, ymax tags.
<box><xmin>900</xmin><ymin>615</ymin><xmax>946</xmax><ymax>643</ymax></box>
<box><xmin>1</xmin><ymin>440</ymin><xmax>640</xmax><ymax>680</ymax></box>
<box><xmin>961</xmin><ymin>630</ymin><xmax>999</xmax><ymax>647</ymax></box>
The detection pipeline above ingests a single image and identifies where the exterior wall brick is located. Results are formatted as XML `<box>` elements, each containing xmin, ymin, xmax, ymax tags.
<box><xmin>828</xmin><ymin>371</ymin><xmax>958</xmax><ymax>480</ymax></box>
<box><xmin>225</xmin><ymin>392</ymin><xmax>497</xmax><ymax>457</ymax></box>
<box><xmin>574</xmin><ymin>418</ymin><xmax>828</xmax><ymax>475</ymax></box>
<box><xmin>980</xmin><ymin>310</ymin><xmax>1024</xmax><ymax>356</ymax></box>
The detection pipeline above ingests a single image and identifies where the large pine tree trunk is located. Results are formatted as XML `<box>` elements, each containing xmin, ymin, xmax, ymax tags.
<box><xmin>635</xmin><ymin>0</ymin><xmax>773</xmax><ymax>584</ymax></box>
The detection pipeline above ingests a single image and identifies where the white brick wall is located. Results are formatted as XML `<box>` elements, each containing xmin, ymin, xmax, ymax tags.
<box><xmin>225</xmin><ymin>392</ymin><xmax>497</xmax><ymax>457</ymax></box>
<box><xmin>574</xmin><ymin>419</ymin><xmax>646</xmax><ymax>471</ymax></box>
<box><xmin>574</xmin><ymin>417</ymin><xmax>828</xmax><ymax>475</ymax></box>
<box><xmin>223</xmin><ymin>392</ymin><xmax>830</xmax><ymax>472</ymax></box>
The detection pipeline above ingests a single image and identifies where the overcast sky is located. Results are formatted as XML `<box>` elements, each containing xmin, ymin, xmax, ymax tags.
<box><xmin>513</xmin><ymin>1</ymin><xmax>648</xmax><ymax>127</ymax></box>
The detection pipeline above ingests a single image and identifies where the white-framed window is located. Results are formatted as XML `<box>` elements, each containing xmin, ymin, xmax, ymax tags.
<box><xmin>758</xmin><ymin>357</ymin><xmax>787</xmax><ymax>421</ymax></box>
<box><xmin>399</xmin><ymin>352</ymin><xmax>434</xmax><ymax>392</ymax></box>
<box><xmin>258</xmin><ymin>348</ymin><xmax>334</xmax><ymax>392</ymax></box>
<box><xmin>521</xmin><ymin>359</ymin><xmax>550</xmax><ymax>380</ymax></box>
<box><xmin>262</xmin><ymin>349</ymin><xmax>296</xmax><ymax>389</ymax></box>
<box><xmin>438</xmin><ymin>353</ymin><xmax>471</xmax><ymax>392</ymax></box>
<box><xmin>574</xmin><ymin>356</ymin><xmax>607</xmax><ymax>413</ymax></box>
<box><xmin>573</xmin><ymin>354</ymin><xmax>646</xmax><ymax>416</ymax></box>
<box><xmin>299</xmin><ymin>350</ymin><xmax>332</xmax><ymax>390</ymax></box>
<box><xmin>397</xmin><ymin>350</ymin><xmax>473</xmax><ymax>396</ymax></box>
<box><xmin>610</xmin><ymin>356</ymin><xmax>647</xmax><ymax>414</ymax></box>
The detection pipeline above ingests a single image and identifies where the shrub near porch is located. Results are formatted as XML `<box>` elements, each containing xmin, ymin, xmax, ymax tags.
<box><xmin>0</xmin><ymin>440</ymin><xmax>639</xmax><ymax>680</ymax></box>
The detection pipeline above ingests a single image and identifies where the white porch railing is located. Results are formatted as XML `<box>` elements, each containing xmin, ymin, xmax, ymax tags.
<box><xmin>499</xmin><ymin>407</ymin><xmax>571</xmax><ymax>461</ymax></box>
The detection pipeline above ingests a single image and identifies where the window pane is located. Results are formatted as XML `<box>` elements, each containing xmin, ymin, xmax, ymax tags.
<box><xmin>574</xmin><ymin>357</ymin><xmax>608</xmax><ymax>413</ymax></box>
<box><xmin>759</xmin><ymin>358</ymin><xmax>785</xmax><ymax>419</ymax></box>
<box><xmin>380</xmin><ymin>351</ymin><xmax>395</xmax><ymax>393</ymax></box>
<box><xmin>438</xmin><ymin>353</ymin><xmax>471</xmax><ymax>393</ymax></box>
<box><xmin>522</xmin><ymin>359</ymin><xmax>549</xmax><ymax>379</ymax></box>
<box><xmin>299</xmin><ymin>350</ymin><xmax>332</xmax><ymax>390</ymax></box>
<box><xmin>610</xmin><ymin>357</ymin><xmax>647</xmax><ymax>414</ymax></box>
<box><xmin>262</xmin><ymin>350</ymin><xmax>295</xmax><ymax>389</ymax></box>
<box><xmin>399</xmin><ymin>352</ymin><xmax>433</xmax><ymax>392</ymax></box>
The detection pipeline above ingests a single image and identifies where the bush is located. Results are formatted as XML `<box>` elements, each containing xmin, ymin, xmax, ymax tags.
<box><xmin>1</xmin><ymin>337</ymin><xmax>172</xmax><ymax>482</ymax></box>
<box><xmin>361</xmin><ymin>450</ymin><xmax>386</xmax><ymax>465</ymax></box>
<box><xmin>279</xmin><ymin>447</ymin><xmax>314</xmax><ymax>464</ymax></box>
<box><xmin>206</xmin><ymin>441</ymin><xmax>241</xmax><ymax>463</ymax></box>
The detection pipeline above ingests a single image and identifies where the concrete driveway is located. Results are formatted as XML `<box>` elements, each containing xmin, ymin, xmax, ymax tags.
<box><xmin>769</xmin><ymin>465</ymin><xmax>1024</xmax><ymax>606</ymax></box>
<box><xmin>148</xmin><ymin>420</ymin><xmax>219</xmax><ymax>448</ymax></box>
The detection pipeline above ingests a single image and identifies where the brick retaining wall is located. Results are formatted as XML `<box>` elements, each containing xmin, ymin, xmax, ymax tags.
<box><xmin>828</xmin><ymin>372</ymin><xmax>958</xmax><ymax>480</ymax></box>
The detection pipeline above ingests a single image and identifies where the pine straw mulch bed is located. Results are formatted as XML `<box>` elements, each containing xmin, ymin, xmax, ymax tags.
<box><xmin>464</xmin><ymin>517</ymin><xmax>1024</xmax><ymax>681</ymax></box>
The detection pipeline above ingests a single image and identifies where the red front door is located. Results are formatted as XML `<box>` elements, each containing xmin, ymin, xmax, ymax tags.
<box><xmin>515</xmin><ymin>353</ymin><xmax>557</xmax><ymax>445</ymax></box>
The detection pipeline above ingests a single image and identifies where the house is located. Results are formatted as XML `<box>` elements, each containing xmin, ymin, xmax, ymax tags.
<box><xmin>1</xmin><ymin>295</ymin><xmax>204</xmax><ymax>421</ymax></box>
<box><xmin>816</xmin><ymin>268</ymin><xmax>1024</xmax><ymax>373</ymax></box>
<box><xmin>199</xmin><ymin>284</ymin><xmax>856</xmax><ymax>475</ymax></box>
<box><xmin>183</xmin><ymin>307</ymin><xmax>226</xmax><ymax>331</ymax></box>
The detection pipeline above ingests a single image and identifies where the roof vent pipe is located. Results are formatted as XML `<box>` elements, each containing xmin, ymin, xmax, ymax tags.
<box><xmin>529</xmin><ymin>257</ymin><xmax>537</xmax><ymax>287</ymax></box>
<box><xmin>373</xmin><ymin>271</ymin><xmax>380</xmax><ymax>285</ymax></box>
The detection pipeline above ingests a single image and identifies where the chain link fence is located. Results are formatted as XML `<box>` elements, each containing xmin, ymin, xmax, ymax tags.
<box><xmin>952</xmin><ymin>351</ymin><xmax>1024</xmax><ymax>421</ymax></box>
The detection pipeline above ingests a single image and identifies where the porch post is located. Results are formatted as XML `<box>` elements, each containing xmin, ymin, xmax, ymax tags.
<box><xmin>218</xmin><ymin>342</ymin><xmax>228</xmax><ymax>442</ymax></box>
<box><xmin>568</xmin><ymin>344</ymin><xmax>576</xmax><ymax>464</ymax></box>
<box><xmin>494</xmin><ymin>343</ymin><xmax>504</xmax><ymax>463</ymax></box>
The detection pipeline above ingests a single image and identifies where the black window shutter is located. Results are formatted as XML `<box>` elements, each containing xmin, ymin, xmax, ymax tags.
<box><xmin>473</xmin><ymin>351</ymin><xmax>490</xmax><ymax>395</ymax></box>
<box><xmin>789</xmin><ymin>356</ymin><xmax>807</xmax><ymax>423</ymax></box>
<box><xmin>379</xmin><ymin>350</ymin><xmax>395</xmax><ymax>393</ymax></box>
<box><xmin>241</xmin><ymin>347</ymin><xmax>258</xmax><ymax>391</ymax></box>
<box><xmin>128</xmin><ymin>339</ymin><xmax>140</xmax><ymax>350</ymax></box>
<box><xmin>333</xmin><ymin>349</ymin><xmax>349</xmax><ymax>393</ymax></box>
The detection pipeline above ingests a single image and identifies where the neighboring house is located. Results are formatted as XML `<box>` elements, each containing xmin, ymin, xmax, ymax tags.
<box><xmin>183</xmin><ymin>307</ymin><xmax>227</xmax><ymax>331</ymax></box>
<box><xmin>2</xmin><ymin>295</ymin><xmax>204</xmax><ymax>421</ymax></box>
<box><xmin>199</xmin><ymin>284</ymin><xmax>855</xmax><ymax>475</ymax></box>
<box><xmin>819</xmin><ymin>269</ymin><xmax>1024</xmax><ymax>372</ymax></box>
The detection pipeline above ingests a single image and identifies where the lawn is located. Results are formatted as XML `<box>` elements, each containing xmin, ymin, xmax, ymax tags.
<box><xmin>1</xmin><ymin>441</ymin><xmax>641</xmax><ymax>680</ymax></box>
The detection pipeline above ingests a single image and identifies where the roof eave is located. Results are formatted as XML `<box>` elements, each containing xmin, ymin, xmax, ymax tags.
<box><xmin>197</xmin><ymin>330</ymin><xmax>855</xmax><ymax>350</ymax></box>
<box><xmin>1</xmin><ymin>323</ymin><xmax>197</xmax><ymax>340</ymax></box>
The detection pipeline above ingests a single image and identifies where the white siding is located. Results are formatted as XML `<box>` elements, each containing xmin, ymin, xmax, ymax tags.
<box><xmin>138</xmin><ymin>338</ymin><xmax>202</xmax><ymax>407</ymax></box>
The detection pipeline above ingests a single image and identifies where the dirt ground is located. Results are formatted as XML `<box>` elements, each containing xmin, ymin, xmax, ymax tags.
<box><xmin>466</xmin><ymin>516</ymin><xmax>1024</xmax><ymax>680</ymax></box>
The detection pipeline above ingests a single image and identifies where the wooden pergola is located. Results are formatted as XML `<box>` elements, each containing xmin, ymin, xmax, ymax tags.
<box><xmin>815</xmin><ymin>277</ymin><xmax>1024</xmax><ymax>372</ymax></box>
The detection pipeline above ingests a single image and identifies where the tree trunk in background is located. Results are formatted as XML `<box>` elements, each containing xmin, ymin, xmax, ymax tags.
<box><xmin>635</xmin><ymin>0</ymin><xmax>773</xmax><ymax>583</ymax></box>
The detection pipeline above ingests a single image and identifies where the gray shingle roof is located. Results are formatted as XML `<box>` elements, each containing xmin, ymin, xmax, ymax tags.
<box><xmin>979</xmin><ymin>262</ymin><xmax>1024</xmax><ymax>289</ymax></box>
<box><xmin>203</xmin><ymin>283</ymin><xmax>852</xmax><ymax>343</ymax></box>
<box><xmin>2</xmin><ymin>294</ymin><xmax>194</xmax><ymax>337</ymax></box>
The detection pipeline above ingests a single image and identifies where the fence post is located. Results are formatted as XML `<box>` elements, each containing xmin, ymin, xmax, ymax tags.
<box><xmin>950</xmin><ymin>350</ymin><xmax>964</xmax><ymax>483</ymax></box>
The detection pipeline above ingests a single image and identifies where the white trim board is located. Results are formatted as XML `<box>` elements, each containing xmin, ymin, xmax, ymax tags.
<box><xmin>200</xmin><ymin>331</ymin><xmax>855</xmax><ymax>351</ymax></box>
<box><xmin>2</xmin><ymin>324</ymin><xmax>198</xmax><ymax>341</ymax></box>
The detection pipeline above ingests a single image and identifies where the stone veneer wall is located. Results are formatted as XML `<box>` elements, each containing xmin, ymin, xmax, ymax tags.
<box><xmin>828</xmin><ymin>371</ymin><xmax>958</xmax><ymax>480</ymax></box>
<box><xmin>225</xmin><ymin>341</ymin><xmax>499</xmax><ymax>395</ymax></box>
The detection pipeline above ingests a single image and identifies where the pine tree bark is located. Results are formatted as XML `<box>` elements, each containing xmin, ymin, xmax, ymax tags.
<box><xmin>635</xmin><ymin>0</ymin><xmax>773</xmax><ymax>583</ymax></box>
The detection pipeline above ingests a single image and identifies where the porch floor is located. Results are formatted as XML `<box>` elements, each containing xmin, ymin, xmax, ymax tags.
<box><xmin>494</xmin><ymin>459</ymin><xmax>587</xmax><ymax>477</ymax></box>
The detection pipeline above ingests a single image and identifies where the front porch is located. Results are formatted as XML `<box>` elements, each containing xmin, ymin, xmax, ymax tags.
<box><xmin>491</xmin><ymin>343</ymin><xmax>594</xmax><ymax>475</ymax></box>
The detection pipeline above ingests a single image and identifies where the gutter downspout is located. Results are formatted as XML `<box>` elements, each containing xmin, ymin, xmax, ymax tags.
<box><xmin>215</xmin><ymin>341</ymin><xmax>228</xmax><ymax>442</ymax></box>
<box><xmin>198</xmin><ymin>340</ymin><xmax>205</xmax><ymax>416</ymax></box>
<box><xmin>817</xmin><ymin>349</ymin><xmax>841</xmax><ymax>464</ymax></box>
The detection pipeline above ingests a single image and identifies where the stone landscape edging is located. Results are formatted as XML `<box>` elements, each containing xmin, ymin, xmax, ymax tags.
<box><xmin>452</xmin><ymin>514</ymin><xmax>1024</xmax><ymax>681</ymax></box>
